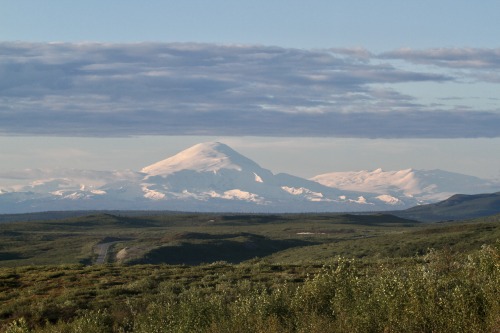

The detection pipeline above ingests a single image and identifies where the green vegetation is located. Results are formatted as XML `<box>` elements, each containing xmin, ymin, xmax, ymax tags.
<box><xmin>1</xmin><ymin>245</ymin><xmax>498</xmax><ymax>332</ymax></box>
<box><xmin>0</xmin><ymin>212</ymin><xmax>499</xmax><ymax>332</ymax></box>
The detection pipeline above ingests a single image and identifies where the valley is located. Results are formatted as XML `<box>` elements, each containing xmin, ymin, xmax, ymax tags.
<box><xmin>1</xmin><ymin>211</ymin><xmax>498</xmax><ymax>267</ymax></box>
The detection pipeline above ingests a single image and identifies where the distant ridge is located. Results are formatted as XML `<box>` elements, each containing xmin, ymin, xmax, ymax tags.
<box><xmin>0</xmin><ymin>210</ymin><xmax>182</xmax><ymax>223</ymax></box>
<box><xmin>393</xmin><ymin>192</ymin><xmax>500</xmax><ymax>222</ymax></box>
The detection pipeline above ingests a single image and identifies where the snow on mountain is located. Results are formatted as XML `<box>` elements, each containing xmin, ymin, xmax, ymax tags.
<box><xmin>311</xmin><ymin>168</ymin><xmax>500</xmax><ymax>203</ymax></box>
<box><xmin>0</xmin><ymin>169</ymin><xmax>148</xmax><ymax>213</ymax></box>
<box><xmin>136</xmin><ymin>142</ymin><xmax>409</xmax><ymax>211</ymax></box>
<box><xmin>139</xmin><ymin>142</ymin><xmax>279</xmax><ymax>202</ymax></box>
<box><xmin>1</xmin><ymin>142</ymin><xmax>497</xmax><ymax>214</ymax></box>
<box><xmin>3</xmin><ymin>169</ymin><xmax>143</xmax><ymax>192</ymax></box>
<box><xmin>141</xmin><ymin>142</ymin><xmax>264</xmax><ymax>175</ymax></box>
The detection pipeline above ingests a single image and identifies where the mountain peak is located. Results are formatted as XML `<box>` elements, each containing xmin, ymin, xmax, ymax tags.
<box><xmin>141</xmin><ymin>142</ymin><xmax>263</xmax><ymax>176</ymax></box>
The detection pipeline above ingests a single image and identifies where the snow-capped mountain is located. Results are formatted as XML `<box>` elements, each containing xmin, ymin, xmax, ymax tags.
<box><xmin>142</xmin><ymin>142</ymin><xmax>265</xmax><ymax>175</ymax></box>
<box><xmin>1</xmin><ymin>142</ymin><xmax>498</xmax><ymax>214</ymax></box>
<box><xmin>139</xmin><ymin>142</ymin><xmax>275</xmax><ymax>202</ymax></box>
<box><xmin>311</xmin><ymin>168</ymin><xmax>500</xmax><ymax>203</ymax></box>
<box><xmin>136</xmin><ymin>142</ymin><xmax>398</xmax><ymax>210</ymax></box>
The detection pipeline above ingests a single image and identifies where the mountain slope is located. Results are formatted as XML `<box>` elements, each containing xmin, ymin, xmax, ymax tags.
<box><xmin>393</xmin><ymin>192</ymin><xmax>500</xmax><ymax>222</ymax></box>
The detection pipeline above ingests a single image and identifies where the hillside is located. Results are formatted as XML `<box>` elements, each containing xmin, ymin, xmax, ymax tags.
<box><xmin>394</xmin><ymin>192</ymin><xmax>500</xmax><ymax>222</ymax></box>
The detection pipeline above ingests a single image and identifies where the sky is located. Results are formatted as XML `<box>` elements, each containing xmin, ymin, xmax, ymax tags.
<box><xmin>1</xmin><ymin>0</ymin><xmax>499</xmax><ymax>185</ymax></box>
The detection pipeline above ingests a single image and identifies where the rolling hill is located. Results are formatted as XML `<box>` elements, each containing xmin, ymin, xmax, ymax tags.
<box><xmin>393</xmin><ymin>192</ymin><xmax>500</xmax><ymax>222</ymax></box>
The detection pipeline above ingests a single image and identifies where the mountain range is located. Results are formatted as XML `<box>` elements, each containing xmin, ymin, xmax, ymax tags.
<box><xmin>1</xmin><ymin>142</ymin><xmax>499</xmax><ymax>214</ymax></box>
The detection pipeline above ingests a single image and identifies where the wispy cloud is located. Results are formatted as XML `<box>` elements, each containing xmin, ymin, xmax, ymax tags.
<box><xmin>379</xmin><ymin>48</ymin><xmax>500</xmax><ymax>69</ymax></box>
<box><xmin>0</xmin><ymin>168</ymin><xmax>142</xmax><ymax>189</ymax></box>
<box><xmin>379</xmin><ymin>47</ymin><xmax>500</xmax><ymax>83</ymax></box>
<box><xmin>0</xmin><ymin>42</ymin><xmax>498</xmax><ymax>138</ymax></box>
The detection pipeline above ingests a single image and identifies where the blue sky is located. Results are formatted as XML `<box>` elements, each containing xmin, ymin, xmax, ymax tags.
<box><xmin>2</xmin><ymin>1</ymin><xmax>498</xmax><ymax>50</ymax></box>
<box><xmin>1</xmin><ymin>0</ymin><xmax>499</xmax><ymax>183</ymax></box>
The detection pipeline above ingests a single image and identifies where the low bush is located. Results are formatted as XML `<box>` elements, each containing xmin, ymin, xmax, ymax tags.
<box><xmin>1</xmin><ymin>243</ymin><xmax>497</xmax><ymax>332</ymax></box>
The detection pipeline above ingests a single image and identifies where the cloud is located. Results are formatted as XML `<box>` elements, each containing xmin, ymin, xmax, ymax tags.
<box><xmin>0</xmin><ymin>168</ymin><xmax>142</xmax><ymax>189</ymax></box>
<box><xmin>379</xmin><ymin>48</ymin><xmax>500</xmax><ymax>69</ymax></box>
<box><xmin>379</xmin><ymin>48</ymin><xmax>500</xmax><ymax>83</ymax></box>
<box><xmin>0</xmin><ymin>42</ymin><xmax>498</xmax><ymax>138</ymax></box>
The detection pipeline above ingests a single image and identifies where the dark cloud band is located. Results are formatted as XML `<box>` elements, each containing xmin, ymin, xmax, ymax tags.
<box><xmin>0</xmin><ymin>42</ymin><xmax>498</xmax><ymax>138</ymax></box>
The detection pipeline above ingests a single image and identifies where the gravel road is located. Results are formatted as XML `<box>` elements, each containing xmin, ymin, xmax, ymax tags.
<box><xmin>94</xmin><ymin>242</ymin><xmax>115</xmax><ymax>264</ymax></box>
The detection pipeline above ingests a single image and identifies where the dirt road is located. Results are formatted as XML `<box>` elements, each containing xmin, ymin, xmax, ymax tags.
<box><xmin>94</xmin><ymin>242</ymin><xmax>116</xmax><ymax>264</ymax></box>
